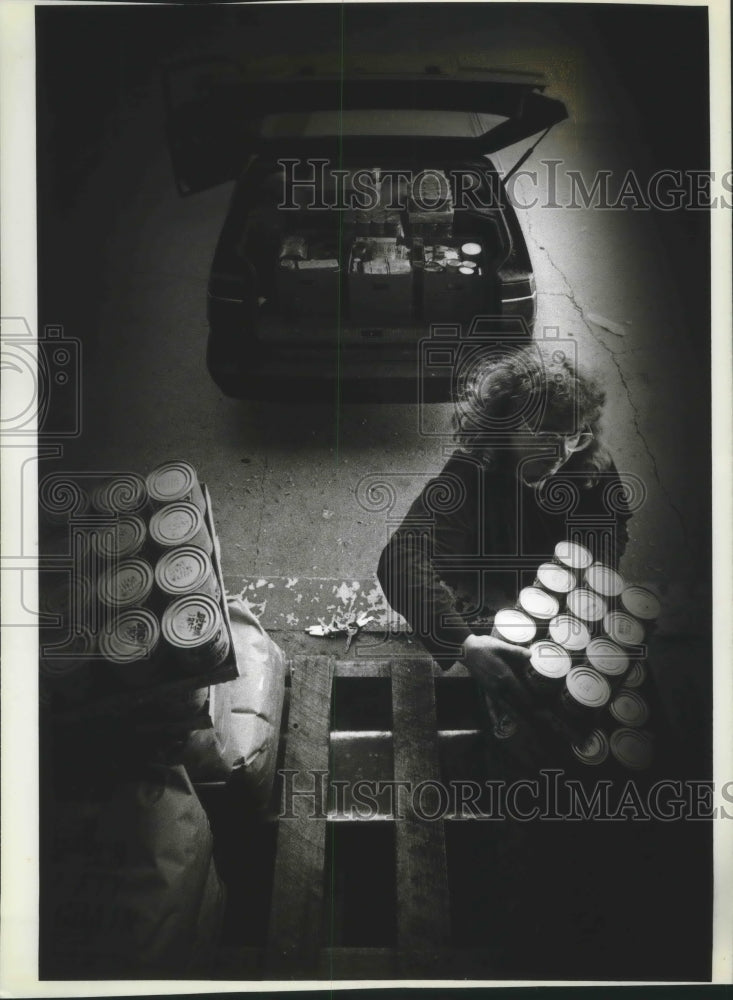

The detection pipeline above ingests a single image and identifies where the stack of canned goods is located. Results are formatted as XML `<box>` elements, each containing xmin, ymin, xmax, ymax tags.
<box><xmin>487</xmin><ymin>538</ymin><xmax>662</xmax><ymax>772</ymax></box>
<box><xmin>39</xmin><ymin>460</ymin><xmax>233</xmax><ymax>705</ymax></box>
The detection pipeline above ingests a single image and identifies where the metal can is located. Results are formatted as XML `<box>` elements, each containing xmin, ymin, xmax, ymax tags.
<box><xmin>620</xmin><ymin>585</ymin><xmax>661</xmax><ymax>623</ymax></box>
<box><xmin>554</xmin><ymin>540</ymin><xmax>593</xmax><ymax>571</ymax></box>
<box><xmin>491</xmin><ymin>608</ymin><xmax>537</xmax><ymax>646</ymax></box>
<box><xmin>148</xmin><ymin>501</ymin><xmax>213</xmax><ymax>555</ymax></box>
<box><xmin>561</xmin><ymin>666</ymin><xmax>611</xmax><ymax>722</ymax></box>
<box><xmin>623</xmin><ymin>660</ymin><xmax>647</xmax><ymax>689</ymax></box>
<box><xmin>518</xmin><ymin>586</ymin><xmax>560</xmax><ymax>621</ymax></box>
<box><xmin>99</xmin><ymin>607</ymin><xmax>162</xmax><ymax>685</ymax></box>
<box><xmin>570</xmin><ymin>728</ymin><xmax>610</xmax><ymax>767</ymax></box>
<box><xmin>566</xmin><ymin>588</ymin><xmax>608</xmax><ymax>632</ymax></box>
<box><xmin>155</xmin><ymin>546</ymin><xmax>221</xmax><ymax>603</ymax></box>
<box><xmin>98</xmin><ymin>558</ymin><xmax>155</xmax><ymax>611</ymax></box>
<box><xmin>603</xmin><ymin>611</ymin><xmax>645</xmax><ymax>649</ymax></box>
<box><xmin>609</xmin><ymin>688</ymin><xmax>650</xmax><ymax>728</ymax></box>
<box><xmin>548</xmin><ymin>614</ymin><xmax>591</xmax><ymax>655</ymax></box>
<box><xmin>584</xmin><ymin>563</ymin><xmax>625</xmax><ymax>601</ymax></box>
<box><xmin>101</xmin><ymin>473</ymin><xmax>148</xmax><ymax>514</ymax></box>
<box><xmin>161</xmin><ymin>594</ymin><xmax>231</xmax><ymax>675</ymax></box>
<box><xmin>146</xmin><ymin>461</ymin><xmax>207</xmax><ymax>514</ymax></box>
<box><xmin>584</xmin><ymin>637</ymin><xmax>630</xmax><ymax>689</ymax></box>
<box><xmin>534</xmin><ymin>562</ymin><xmax>577</xmax><ymax>598</ymax></box>
<box><xmin>460</xmin><ymin>241</ymin><xmax>482</xmax><ymax>258</ymax></box>
<box><xmin>526</xmin><ymin>640</ymin><xmax>572</xmax><ymax>694</ymax></box>
<box><xmin>91</xmin><ymin>514</ymin><xmax>147</xmax><ymax>561</ymax></box>
<box><xmin>609</xmin><ymin>727</ymin><xmax>654</xmax><ymax>770</ymax></box>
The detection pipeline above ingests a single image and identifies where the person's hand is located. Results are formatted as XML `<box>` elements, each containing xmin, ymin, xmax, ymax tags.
<box><xmin>460</xmin><ymin>633</ymin><xmax>533</xmax><ymax>714</ymax></box>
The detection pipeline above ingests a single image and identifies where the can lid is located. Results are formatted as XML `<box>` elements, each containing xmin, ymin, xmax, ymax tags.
<box><xmin>103</xmin><ymin>473</ymin><xmax>148</xmax><ymax>513</ymax></box>
<box><xmin>458</xmin><ymin>266</ymin><xmax>474</xmax><ymax>275</ymax></box>
<box><xmin>155</xmin><ymin>546</ymin><xmax>212</xmax><ymax>595</ymax></box>
<box><xmin>585</xmin><ymin>637</ymin><xmax>629</xmax><ymax>677</ymax></box>
<box><xmin>518</xmin><ymin>586</ymin><xmax>559</xmax><ymax>621</ymax></box>
<box><xmin>585</xmin><ymin>563</ymin><xmax>625</xmax><ymax>598</ymax></box>
<box><xmin>571</xmin><ymin>728</ymin><xmax>610</xmax><ymax>766</ymax></box>
<box><xmin>567</xmin><ymin>588</ymin><xmax>607</xmax><ymax>623</ymax></box>
<box><xmin>565</xmin><ymin>666</ymin><xmax>611</xmax><ymax>708</ymax></box>
<box><xmin>149</xmin><ymin>502</ymin><xmax>203</xmax><ymax>546</ymax></box>
<box><xmin>624</xmin><ymin>660</ymin><xmax>647</xmax><ymax>689</ymax></box>
<box><xmin>609</xmin><ymin>688</ymin><xmax>649</xmax><ymax>727</ymax></box>
<box><xmin>554</xmin><ymin>540</ymin><xmax>593</xmax><ymax>570</ymax></box>
<box><xmin>548</xmin><ymin>614</ymin><xmax>591</xmax><ymax>652</ymax></box>
<box><xmin>461</xmin><ymin>260</ymin><xmax>478</xmax><ymax>270</ymax></box>
<box><xmin>610</xmin><ymin>727</ymin><xmax>654</xmax><ymax>769</ymax></box>
<box><xmin>162</xmin><ymin>594</ymin><xmax>222</xmax><ymax>649</ymax></box>
<box><xmin>536</xmin><ymin>562</ymin><xmax>577</xmax><ymax>594</ymax></box>
<box><xmin>99</xmin><ymin>558</ymin><xmax>154</xmax><ymax>608</ymax></box>
<box><xmin>99</xmin><ymin>609</ymin><xmax>160</xmax><ymax>663</ymax></box>
<box><xmin>93</xmin><ymin>515</ymin><xmax>146</xmax><ymax>560</ymax></box>
<box><xmin>604</xmin><ymin>611</ymin><xmax>645</xmax><ymax>648</ymax></box>
<box><xmin>460</xmin><ymin>241</ymin><xmax>482</xmax><ymax>256</ymax></box>
<box><xmin>493</xmin><ymin>608</ymin><xmax>536</xmax><ymax>645</ymax></box>
<box><xmin>620</xmin><ymin>586</ymin><xmax>661</xmax><ymax>621</ymax></box>
<box><xmin>146</xmin><ymin>461</ymin><xmax>198</xmax><ymax>504</ymax></box>
<box><xmin>529</xmin><ymin>640</ymin><xmax>572</xmax><ymax>679</ymax></box>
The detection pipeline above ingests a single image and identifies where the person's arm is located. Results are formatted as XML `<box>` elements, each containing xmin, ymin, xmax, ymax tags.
<box><xmin>377</xmin><ymin>456</ymin><xmax>477</xmax><ymax>666</ymax></box>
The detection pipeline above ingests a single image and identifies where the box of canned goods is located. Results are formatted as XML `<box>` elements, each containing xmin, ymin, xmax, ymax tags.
<box><xmin>155</xmin><ymin>545</ymin><xmax>221</xmax><ymax>604</ymax></box>
<box><xmin>584</xmin><ymin>562</ymin><xmax>625</xmax><ymax>602</ymax></box>
<box><xmin>547</xmin><ymin>614</ymin><xmax>591</xmax><ymax>656</ymax></box>
<box><xmin>146</xmin><ymin>460</ymin><xmax>207</xmax><ymax>514</ymax></box>
<box><xmin>91</xmin><ymin>514</ymin><xmax>147</xmax><ymax>562</ymax></box>
<box><xmin>525</xmin><ymin>640</ymin><xmax>572</xmax><ymax>695</ymax></box>
<box><xmin>99</xmin><ymin>607</ymin><xmax>163</xmax><ymax>686</ymax></box>
<box><xmin>566</xmin><ymin>588</ymin><xmax>608</xmax><ymax>633</ymax></box>
<box><xmin>609</xmin><ymin>727</ymin><xmax>654</xmax><ymax>770</ymax></box>
<box><xmin>98</xmin><ymin>558</ymin><xmax>155</xmax><ymax>611</ymax></box>
<box><xmin>149</xmin><ymin>501</ymin><xmax>213</xmax><ymax>556</ymax></box>
<box><xmin>609</xmin><ymin>687</ymin><xmax>650</xmax><ymax>728</ymax></box>
<box><xmin>534</xmin><ymin>561</ymin><xmax>577</xmax><ymax>598</ymax></box>
<box><xmin>603</xmin><ymin>610</ymin><xmax>645</xmax><ymax>650</ymax></box>
<box><xmin>161</xmin><ymin>594</ymin><xmax>231</xmax><ymax>676</ymax></box>
<box><xmin>553</xmin><ymin>540</ymin><xmax>593</xmax><ymax>572</ymax></box>
<box><xmin>570</xmin><ymin>727</ymin><xmax>610</xmax><ymax>768</ymax></box>
<box><xmin>584</xmin><ymin>637</ymin><xmax>630</xmax><ymax>689</ymax></box>
<box><xmin>491</xmin><ymin>607</ymin><xmax>537</xmax><ymax>646</ymax></box>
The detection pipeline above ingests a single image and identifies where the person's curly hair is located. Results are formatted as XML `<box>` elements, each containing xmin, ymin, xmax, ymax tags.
<box><xmin>453</xmin><ymin>342</ymin><xmax>612</xmax><ymax>485</ymax></box>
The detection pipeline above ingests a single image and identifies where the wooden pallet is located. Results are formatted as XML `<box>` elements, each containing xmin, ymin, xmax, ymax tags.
<box><xmin>263</xmin><ymin>655</ymin><xmax>481</xmax><ymax>980</ymax></box>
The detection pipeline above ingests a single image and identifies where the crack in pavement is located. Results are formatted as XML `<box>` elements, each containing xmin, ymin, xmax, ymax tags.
<box><xmin>526</xmin><ymin>218</ymin><xmax>689</xmax><ymax>549</ymax></box>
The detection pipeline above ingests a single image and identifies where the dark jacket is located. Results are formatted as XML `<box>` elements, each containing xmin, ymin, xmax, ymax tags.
<box><xmin>377</xmin><ymin>449</ymin><xmax>631</xmax><ymax>667</ymax></box>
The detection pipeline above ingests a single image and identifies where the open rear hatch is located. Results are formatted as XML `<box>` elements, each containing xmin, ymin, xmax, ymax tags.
<box><xmin>163</xmin><ymin>57</ymin><xmax>567</xmax><ymax>194</ymax></box>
